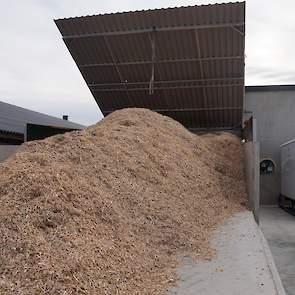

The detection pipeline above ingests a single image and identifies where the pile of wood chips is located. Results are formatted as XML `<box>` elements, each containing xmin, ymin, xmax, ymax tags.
<box><xmin>0</xmin><ymin>108</ymin><xmax>247</xmax><ymax>295</ymax></box>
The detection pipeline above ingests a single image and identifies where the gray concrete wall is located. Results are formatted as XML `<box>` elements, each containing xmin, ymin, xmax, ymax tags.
<box><xmin>245</xmin><ymin>89</ymin><xmax>295</xmax><ymax>204</ymax></box>
<box><xmin>0</xmin><ymin>145</ymin><xmax>19</xmax><ymax>162</ymax></box>
<box><xmin>244</xmin><ymin>141</ymin><xmax>260</xmax><ymax>222</ymax></box>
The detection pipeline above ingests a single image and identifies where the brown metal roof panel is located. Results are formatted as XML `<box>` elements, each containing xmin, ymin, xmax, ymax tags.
<box><xmin>96</xmin><ymin>91</ymin><xmax>155</xmax><ymax>110</ymax></box>
<box><xmin>81</xmin><ymin>60</ymin><xmax>243</xmax><ymax>86</ymax></box>
<box><xmin>118</xmin><ymin>64</ymin><xmax>152</xmax><ymax>83</ymax></box>
<box><xmin>157</xmin><ymin>109</ymin><xmax>238</xmax><ymax>129</ymax></box>
<box><xmin>93</xmin><ymin>83</ymin><xmax>244</xmax><ymax>127</ymax></box>
<box><xmin>155</xmin><ymin>30</ymin><xmax>198</xmax><ymax>60</ymax></box>
<box><xmin>98</xmin><ymin>87</ymin><xmax>242</xmax><ymax>113</ymax></box>
<box><xmin>198</xmin><ymin>27</ymin><xmax>239</xmax><ymax>58</ymax></box>
<box><xmin>63</xmin><ymin>37</ymin><xmax>111</xmax><ymax>65</ymax></box>
<box><xmin>158</xmin><ymin>61</ymin><xmax>202</xmax><ymax>81</ymax></box>
<box><xmin>94</xmin><ymin>85</ymin><xmax>242</xmax><ymax>110</ymax></box>
<box><xmin>106</xmin><ymin>34</ymin><xmax>151</xmax><ymax>62</ymax></box>
<box><xmin>81</xmin><ymin>66</ymin><xmax>120</xmax><ymax>84</ymax></box>
<box><xmin>201</xmin><ymin>59</ymin><xmax>244</xmax><ymax>79</ymax></box>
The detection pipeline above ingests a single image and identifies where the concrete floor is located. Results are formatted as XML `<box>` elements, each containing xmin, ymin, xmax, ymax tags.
<box><xmin>167</xmin><ymin>211</ymin><xmax>284</xmax><ymax>295</ymax></box>
<box><xmin>260</xmin><ymin>206</ymin><xmax>295</xmax><ymax>295</ymax></box>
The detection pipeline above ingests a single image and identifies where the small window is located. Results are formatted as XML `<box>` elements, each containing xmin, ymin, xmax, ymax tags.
<box><xmin>260</xmin><ymin>159</ymin><xmax>275</xmax><ymax>175</ymax></box>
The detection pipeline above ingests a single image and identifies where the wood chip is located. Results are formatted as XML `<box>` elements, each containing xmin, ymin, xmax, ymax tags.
<box><xmin>0</xmin><ymin>108</ymin><xmax>247</xmax><ymax>294</ymax></box>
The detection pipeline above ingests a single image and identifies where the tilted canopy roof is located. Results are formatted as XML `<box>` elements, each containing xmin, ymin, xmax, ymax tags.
<box><xmin>55</xmin><ymin>2</ymin><xmax>245</xmax><ymax>130</ymax></box>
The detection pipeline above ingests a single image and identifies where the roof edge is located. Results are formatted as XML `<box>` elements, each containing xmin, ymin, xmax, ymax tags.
<box><xmin>0</xmin><ymin>100</ymin><xmax>84</xmax><ymax>128</ymax></box>
<box><xmin>246</xmin><ymin>85</ymin><xmax>295</xmax><ymax>92</ymax></box>
<box><xmin>54</xmin><ymin>1</ymin><xmax>245</xmax><ymax>22</ymax></box>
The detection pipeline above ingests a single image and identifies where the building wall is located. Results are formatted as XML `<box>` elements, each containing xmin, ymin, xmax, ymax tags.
<box><xmin>0</xmin><ymin>101</ymin><xmax>84</xmax><ymax>135</ymax></box>
<box><xmin>245</xmin><ymin>88</ymin><xmax>295</xmax><ymax>205</ymax></box>
<box><xmin>244</xmin><ymin>141</ymin><xmax>260</xmax><ymax>222</ymax></box>
<box><xmin>0</xmin><ymin>144</ymin><xmax>19</xmax><ymax>162</ymax></box>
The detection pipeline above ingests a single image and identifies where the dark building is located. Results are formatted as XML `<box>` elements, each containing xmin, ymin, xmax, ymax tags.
<box><xmin>0</xmin><ymin>100</ymin><xmax>84</xmax><ymax>161</ymax></box>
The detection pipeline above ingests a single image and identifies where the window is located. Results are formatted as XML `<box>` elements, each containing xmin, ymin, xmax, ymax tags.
<box><xmin>260</xmin><ymin>159</ymin><xmax>275</xmax><ymax>175</ymax></box>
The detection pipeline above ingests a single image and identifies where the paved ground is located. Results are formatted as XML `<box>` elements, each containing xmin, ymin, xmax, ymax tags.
<box><xmin>167</xmin><ymin>211</ymin><xmax>284</xmax><ymax>295</ymax></box>
<box><xmin>260</xmin><ymin>206</ymin><xmax>295</xmax><ymax>295</ymax></box>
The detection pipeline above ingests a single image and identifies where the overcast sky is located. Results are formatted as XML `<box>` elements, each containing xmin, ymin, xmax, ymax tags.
<box><xmin>1</xmin><ymin>0</ymin><xmax>294</xmax><ymax>126</ymax></box>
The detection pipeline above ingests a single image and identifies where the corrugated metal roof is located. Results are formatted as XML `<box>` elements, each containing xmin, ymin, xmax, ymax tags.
<box><xmin>0</xmin><ymin>101</ymin><xmax>84</xmax><ymax>134</ymax></box>
<box><xmin>55</xmin><ymin>2</ymin><xmax>245</xmax><ymax>129</ymax></box>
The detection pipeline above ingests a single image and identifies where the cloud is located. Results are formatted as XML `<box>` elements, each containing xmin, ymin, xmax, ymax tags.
<box><xmin>245</xmin><ymin>0</ymin><xmax>295</xmax><ymax>85</ymax></box>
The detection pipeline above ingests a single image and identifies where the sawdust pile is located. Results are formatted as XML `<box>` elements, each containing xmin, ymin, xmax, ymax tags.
<box><xmin>0</xmin><ymin>108</ymin><xmax>247</xmax><ymax>295</ymax></box>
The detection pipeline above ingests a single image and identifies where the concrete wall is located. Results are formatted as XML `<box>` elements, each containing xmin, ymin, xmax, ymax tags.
<box><xmin>0</xmin><ymin>145</ymin><xmax>19</xmax><ymax>162</ymax></box>
<box><xmin>244</xmin><ymin>141</ymin><xmax>260</xmax><ymax>222</ymax></box>
<box><xmin>245</xmin><ymin>89</ymin><xmax>295</xmax><ymax>204</ymax></box>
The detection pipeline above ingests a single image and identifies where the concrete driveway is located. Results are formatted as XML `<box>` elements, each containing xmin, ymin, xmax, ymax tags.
<box><xmin>168</xmin><ymin>211</ymin><xmax>284</xmax><ymax>295</ymax></box>
<box><xmin>260</xmin><ymin>206</ymin><xmax>295</xmax><ymax>295</ymax></box>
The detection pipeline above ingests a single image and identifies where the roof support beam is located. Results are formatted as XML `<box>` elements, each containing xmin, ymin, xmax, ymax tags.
<box><xmin>92</xmin><ymin>83</ymin><xmax>244</xmax><ymax>92</ymax></box>
<box><xmin>88</xmin><ymin>77</ymin><xmax>244</xmax><ymax>88</ymax></box>
<box><xmin>194</xmin><ymin>30</ymin><xmax>205</xmax><ymax>80</ymax></box>
<box><xmin>147</xmin><ymin>32</ymin><xmax>170</xmax><ymax>106</ymax></box>
<box><xmin>103</xmin><ymin>106</ymin><xmax>242</xmax><ymax>115</ymax></box>
<box><xmin>102</xmin><ymin>36</ymin><xmax>131</xmax><ymax>101</ymax></box>
<box><xmin>148</xmin><ymin>30</ymin><xmax>156</xmax><ymax>95</ymax></box>
<box><xmin>62</xmin><ymin>22</ymin><xmax>245</xmax><ymax>40</ymax></box>
<box><xmin>188</xmin><ymin>126</ymin><xmax>240</xmax><ymax>132</ymax></box>
<box><xmin>194</xmin><ymin>28</ymin><xmax>209</xmax><ymax>126</ymax></box>
<box><xmin>155</xmin><ymin>107</ymin><xmax>242</xmax><ymax>112</ymax></box>
<box><xmin>79</xmin><ymin>55</ymin><xmax>244</xmax><ymax>68</ymax></box>
<box><xmin>231</xmin><ymin>26</ymin><xmax>245</xmax><ymax>36</ymax></box>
